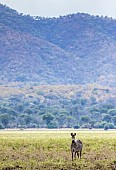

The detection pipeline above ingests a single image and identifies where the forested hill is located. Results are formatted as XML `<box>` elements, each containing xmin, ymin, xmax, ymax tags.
<box><xmin>0</xmin><ymin>4</ymin><xmax>116</xmax><ymax>86</ymax></box>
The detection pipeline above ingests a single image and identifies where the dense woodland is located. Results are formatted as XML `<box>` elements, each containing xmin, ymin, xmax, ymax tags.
<box><xmin>0</xmin><ymin>84</ymin><xmax>116</xmax><ymax>129</ymax></box>
<box><xmin>0</xmin><ymin>4</ymin><xmax>116</xmax><ymax>129</ymax></box>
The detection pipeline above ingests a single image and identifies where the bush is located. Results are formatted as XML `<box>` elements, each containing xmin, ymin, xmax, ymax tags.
<box><xmin>104</xmin><ymin>123</ymin><xmax>115</xmax><ymax>130</ymax></box>
<box><xmin>107</xmin><ymin>123</ymin><xmax>115</xmax><ymax>129</ymax></box>
<box><xmin>102</xmin><ymin>114</ymin><xmax>111</xmax><ymax>122</ymax></box>
<box><xmin>112</xmin><ymin>116</ymin><xmax>116</xmax><ymax>125</ymax></box>
<box><xmin>96</xmin><ymin>121</ymin><xmax>107</xmax><ymax>128</ymax></box>
<box><xmin>27</xmin><ymin>123</ymin><xmax>39</xmax><ymax>128</ymax></box>
<box><xmin>104</xmin><ymin>124</ymin><xmax>109</xmax><ymax>130</ymax></box>
<box><xmin>81</xmin><ymin>123</ymin><xmax>91</xmax><ymax>129</ymax></box>
<box><xmin>73</xmin><ymin>124</ymin><xmax>80</xmax><ymax>129</ymax></box>
<box><xmin>108</xmin><ymin>109</ymin><xmax>116</xmax><ymax>116</ymax></box>
<box><xmin>0</xmin><ymin>123</ymin><xmax>5</xmax><ymax>129</ymax></box>
<box><xmin>18</xmin><ymin>125</ymin><xmax>27</xmax><ymax>129</ymax></box>
<box><xmin>47</xmin><ymin>122</ymin><xmax>58</xmax><ymax>129</ymax></box>
<box><xmin>80</xmin><ymin>116</ymin><xmax>90</xmax><ymax>123</ymax></box>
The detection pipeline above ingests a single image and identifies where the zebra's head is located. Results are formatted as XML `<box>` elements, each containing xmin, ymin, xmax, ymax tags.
<box><xmin>71</xmin><ymin>133</ymin><xmax>76</xmax><ymax>140</ymax></box>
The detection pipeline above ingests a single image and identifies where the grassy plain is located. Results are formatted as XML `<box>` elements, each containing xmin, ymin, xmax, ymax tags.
<box><xmin>0</xmin><ymin>129</ymin><xmax>115</xmax><ymax>170</ymax></box>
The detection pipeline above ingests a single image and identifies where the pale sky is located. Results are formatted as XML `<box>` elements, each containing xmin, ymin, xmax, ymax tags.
<box><xmin>0</xmin><ymin>0</ymin><xmax>116</xmax><ymax>18</ymax></box>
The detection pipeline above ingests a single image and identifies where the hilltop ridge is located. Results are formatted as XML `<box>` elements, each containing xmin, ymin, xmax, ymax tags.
<box><xmin>0</xmin><ymin>4</ymin><xmax>116</xmax><ymax>86</ymax></box>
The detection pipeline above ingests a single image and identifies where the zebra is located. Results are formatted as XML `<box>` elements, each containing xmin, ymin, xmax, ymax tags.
<box><xmin>71</xmin><ymin>133</ymin><xmax>83</xmax><ymax>161</ymax></box>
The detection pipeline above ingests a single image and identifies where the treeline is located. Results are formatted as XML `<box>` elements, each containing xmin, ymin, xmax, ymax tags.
<box><xmin>1</xmin><ymin>4</ymin><xmax>116</xmax><ymax>41</ymax></box>
<box><xmin>0</xmin><ymin>85</ymin><xmax>115</xmax><ymax>130</ymax></box>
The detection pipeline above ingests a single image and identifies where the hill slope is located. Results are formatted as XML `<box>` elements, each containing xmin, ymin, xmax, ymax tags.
<box><xmin>0</xmin><ymin>4</ymin><xmax>116</xmax><ymax>86</ymax></box>
<box><xmin>0</xmin><ymin>28</ymin><xmax>76</xmax><ymax>84</ymax></box>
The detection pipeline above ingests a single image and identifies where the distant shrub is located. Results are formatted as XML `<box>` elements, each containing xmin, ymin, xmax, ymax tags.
<box><xmin>107</xmin><ymin>123</ymin><xmax>115</xmax><ymax>129</ymax></box>
<box><xmin>104</xmin><ymin>123</ymin><xmax>115</xmax><ymax>130</ymax></box>
<box><xmin>102</xmin><ymin>114</ymin><xmax>111</xmax><ymax>122</ymax></box>
<box><xmin>18</xmin><ymin>125</ymin><xmax>27</xmax><ymax>129</ymax></box>
<box><xmin>81</xmin><ymin>116</ymin><xmax>90</xmax><ymax>124</ymax></box>
<box><xmin>27</xmin><ymin>123</ymin><xmax>39</xmax><ymax>128</ymax></box>
<box><xmin>47</xmin><ymin>122</ymin><xmax>58</xmax><ymax>129</ymax></box>
<box><xmin>0</xmin><ymin>123</ymin><xmax>5</xmax><ymax>129</ymax></box>
<box><xmin>81</xmin><ymin>123</ymin><xmax>91</xmax><ymax>129</ymax></box>
<box><xmin>104</xmin><ymin>124</ymin><xmax>109</xmax><ymax>130</ymax></box>
<box><xmin>73</xmin><ymin>124</ymin><xmax>80</xmax><ymax>129</ymax></box>
<box><xmin>112</xmin><ymin>116</ymin><xmax>116</xmax><ymax>125</ymax></box>
<box><xmin>108</xmin><ymin>109</ymin><xmax>116</xmax><ymax>116</ymax></box>
<box><xmin>96</xmin><ymin>121</ymin><xmax>107</xmax><ymax>128</ymax></box>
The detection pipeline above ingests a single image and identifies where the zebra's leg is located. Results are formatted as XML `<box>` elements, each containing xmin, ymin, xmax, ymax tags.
<box><xmin>72</xmin><ymin>152</ymin><xmax>73</xmax><ymax>161</ymax></box>
<box><xmin>74</xmin><ymin>152</ymin><xmax>76</xmax><ymax>159</ymax></box>
<box><xmin>77</xmin><ymin>152</ymin><xmax>79</xmax><ymax>158</ymax></box>
<box><xmin>80</xmin><ymin>149</ymin><xmax>82</xmax><ymax>159</ymax></box>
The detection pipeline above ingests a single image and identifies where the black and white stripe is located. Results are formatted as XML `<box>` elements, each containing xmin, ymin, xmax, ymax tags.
<box><xmin>71</xmin><ymin>133</ymin><xmax>83</xmax><ymax>161</ymax></box>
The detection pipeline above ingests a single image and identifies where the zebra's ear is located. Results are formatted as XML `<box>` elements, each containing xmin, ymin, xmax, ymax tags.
<box><xmin>71</xmin><ymin>133</ymin><xmax>73</xmax><ymax>136</ymax></box>
<box><xmin>74</xmin><ymin>133</ymin><xmax>76</xmax><ymax>136</ymax></box>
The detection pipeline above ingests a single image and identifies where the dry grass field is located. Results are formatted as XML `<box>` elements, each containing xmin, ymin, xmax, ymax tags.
<box><xmin>0</xmin><ymin>129</ymin><xmax>116</xmax><ymax>170</ymax></box>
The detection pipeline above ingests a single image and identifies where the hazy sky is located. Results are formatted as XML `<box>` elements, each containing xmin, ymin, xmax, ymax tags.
<box><xmin>0</xmin><ymin>0</ymin><xmax>116</xmax><ymax>18</ymax></box>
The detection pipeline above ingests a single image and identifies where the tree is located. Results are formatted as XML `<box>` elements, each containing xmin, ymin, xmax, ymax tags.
<box><xmin>102</xmin><ymin>114</ymin><xmax>111</xmax><ymax>123</ymax></box>
<box><xmin>19</xmin><ymin>114</ymin><xmax>32</xmax><ymax>125</ymax></box>
<box><xmin>104</xmin><ymin>124</ymin><xmax>109</xmax><ymax>130</ymax></box>
<box><xmin>42</xmin><ymin>113</ymin><xmax>54</xmax><ymax>126</ymax></box>
<box><xmin>23</xmin><ymin>115</ymin><xmax>32</xmax><ymax>125</ymax></box>
<box><xmin>47</xmin><ymin>121</ymin><xmax>58</xmax><ymax>129</ymax></box>
<box><xmin>107</xmin><ymin>123</ymin><xmax>115</xmax><ymax>129</ymax></box>
<box><xmin>0</xmin><ymin>114</ymin><xmax>11</xmax><ymax>128</ymax></box>
<box><xmin>24</xmin><ymin>108</ymin><xmax>33</xmax><ymax>115</ymax></box>
<box><xmin>0</xmin><ymin>123</ymin><xmax>5</xmax><ymax>129</ymax></box>
<box><xmin>80</xmin><ymin>116</ymin><xmax>90</xmax><ymax>124</ymax></box>
<box><xmin>112</xmin><ymin>116</ymin><xmax>116</xmax><ymax>125</ymax></box>
<box><xmin>66</xmin><ymin>116</ymin><xmax>76</xmax><ymax>128</ymax></box>
<box><xmin>73</xmin><ymin>124</ymin><xmax>80</xmax><ymax>129</ymax></box>
<box><xmin>57</xmin><ymin>114</ymin><xmax>67</xmax><ymax>128</ymax></box>
<box><xmin>96</xmin><ymin>121</ymin><xmax>107</xmax><ymax>128</ymax></box>
<box><xmin>104</xmin><ymin>123</ymin><xmax>115</xmax><ymax>130</ymax></box>
<box><xmin>108</xmin><ymin>109</ymin><xmax>116</xmax><ymax>116</ymax></box>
